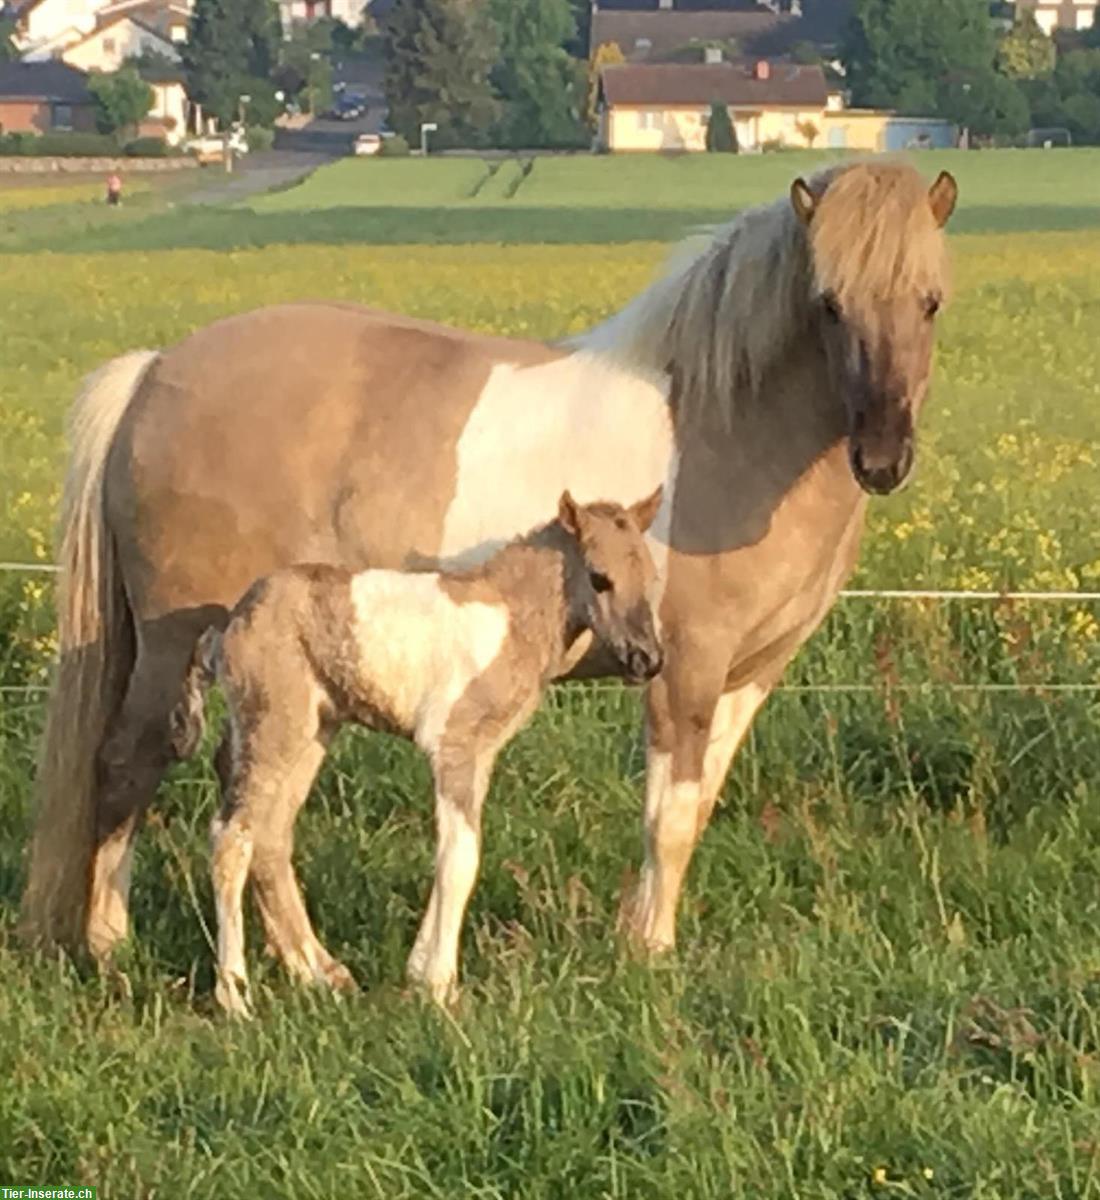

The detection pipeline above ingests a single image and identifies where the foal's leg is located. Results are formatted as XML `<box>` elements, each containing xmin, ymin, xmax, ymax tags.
<box><xmin>247</xmin><ymin>722</ymin><xmax>355</xmax><ymax>996</ymax></box>
<box><xmin>407</xmin><ymin>749</ymin><xmax>494</xmax><ymax>1005</ymax></box>
<box><xmin>633</xmin><ymin>666</ymin><xmax>770</xmax><ymax>953</ymax></box>
<box><xmin>210</xmin><ymin>787</ymin><xmax>255</xmax><ymax>1017</ymax></box>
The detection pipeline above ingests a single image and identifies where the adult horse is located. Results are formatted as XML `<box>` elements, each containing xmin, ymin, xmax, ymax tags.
<box><xmin>21</xmin><ymin>159</ymin><xmax>957</xmax><ymax>963</ymax></box>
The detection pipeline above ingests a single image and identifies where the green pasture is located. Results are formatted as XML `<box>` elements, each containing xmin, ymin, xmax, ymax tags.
<box><xmin>1</xmin><ymin>150</ymin><xmax>1099</xmax><ymax>1198</ymax></box>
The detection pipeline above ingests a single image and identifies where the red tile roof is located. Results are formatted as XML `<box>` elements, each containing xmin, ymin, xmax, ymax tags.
<box><xmin>601</xmin><ymin>61</ymin><xmax>829</xmax><ymax>108</ymax></box>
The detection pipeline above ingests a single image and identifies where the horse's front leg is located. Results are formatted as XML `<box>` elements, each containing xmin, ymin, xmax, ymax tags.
<box><xmin>631</xmin><ymin>663</ymin><xmax>770</xmax><ymax>953</ymax></box>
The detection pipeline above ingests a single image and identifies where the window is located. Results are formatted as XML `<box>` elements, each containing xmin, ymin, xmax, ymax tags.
<box><xmin>637</xmin><ymin>110</ymin><xmax>661</xmax><ymax>131</ymax></box>
<box><xmin>52</xmin><ymin>104</ymin><xmax>73</xmax><ymax>130</ymax></box>
<box><xmin>103</xmin><ymin>37</ymin><xmax>116</xmax><ymax>53</ymax></box>
<box><xmin>1076</xmin><ymin>5</ymin><xmax>1095</xmax><ymax>30</ymax></box>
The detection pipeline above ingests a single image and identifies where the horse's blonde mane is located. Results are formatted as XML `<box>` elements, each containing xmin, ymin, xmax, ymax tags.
<box><xmin>575</xmin><ymin>159</ymin><xmax>950</xmax><ymax>426</ymax></box>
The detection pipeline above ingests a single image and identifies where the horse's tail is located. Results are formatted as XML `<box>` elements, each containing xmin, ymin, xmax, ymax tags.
<box><xmin>170</xmin><ymin>627</ymin><xmax>222</xmax><ymax>761</ymax></box>
<box><xmin>20</xmin><ymin>350</ymin><xmax>160</xmax><ymax>953</ymax></box>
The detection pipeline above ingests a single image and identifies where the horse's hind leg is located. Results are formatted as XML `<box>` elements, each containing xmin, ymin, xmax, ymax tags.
<box><xmin>88</xmin><ymin>615</ymin><xmax>206</xmax><ymax>960</ymax></box>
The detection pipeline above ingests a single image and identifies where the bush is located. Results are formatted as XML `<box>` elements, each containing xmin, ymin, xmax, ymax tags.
<box><xmin>0</xmin><ymin>131</ymin><xmax>120</xmax><ymax>156</ymax></box>
<box><xmin>124</xmin><ymin>136</ymin><xmax>172</xmax><ymax>157</ymax></box>
<box><xmin>378</xmin><ymin>134</ymin><xmax>410</xmax><ymax>157</ymax></box>
<box><xmin>245</xmin><ymin>124</ymin><xmax>274</xmax><ymax>152</ymax></box>
<box><xmin>705</xmin><ymin>101</ymin><xmax>737</xmax><ymax>153</ymax></box>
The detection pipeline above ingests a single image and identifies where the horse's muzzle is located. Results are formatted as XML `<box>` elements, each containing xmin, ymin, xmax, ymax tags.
<box><xmin>850</xmin><ymin>438</ymin><xmax>914</xmax><ymax>496</ymax></box>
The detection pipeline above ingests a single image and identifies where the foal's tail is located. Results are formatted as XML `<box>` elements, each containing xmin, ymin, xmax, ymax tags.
<box><xmin>20</xmin><ymin>349</ymin><xmax>160</xmax><ymax>953</ymax></box>
<box><xmin>170</xmin><ymin>627</ymin><xmax>222</xmax><ymax>760</ymax></box>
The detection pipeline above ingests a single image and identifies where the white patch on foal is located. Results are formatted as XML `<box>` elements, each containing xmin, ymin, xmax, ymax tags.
<box><xmin>348</xmin><ymin>570</ymin><xmax>510</xmax><ymax>752</ymax></box>
<box><xmin>441</xmin><ymin>352</ymin><xmax>674</xmax><ymax>568</ymax></box>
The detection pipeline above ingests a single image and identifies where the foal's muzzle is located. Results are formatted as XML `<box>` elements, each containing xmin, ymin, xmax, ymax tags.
<box><xmin>624</xmin><ymin>645</ymin><xmax>664</xmax><ymax>684</ymax></box>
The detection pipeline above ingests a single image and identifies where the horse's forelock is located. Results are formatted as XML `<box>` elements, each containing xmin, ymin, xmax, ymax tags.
<box><xmin>808</xmin><ymin>161</ymin><xmax>950</xmax><ymax>306</ymax></box>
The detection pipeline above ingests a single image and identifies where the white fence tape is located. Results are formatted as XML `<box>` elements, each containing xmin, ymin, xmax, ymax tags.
<box><xmin>2</xmin><ymin>561</ymin><xmax>1099</xmax><ymax>603</ymax></box>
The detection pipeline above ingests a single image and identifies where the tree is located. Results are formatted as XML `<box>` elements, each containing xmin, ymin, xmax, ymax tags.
<box><xmin>705</xmin><ymin>101</ymin><xmax>737</xmax><ymax>152</ymax></box>
<box><xmin>796</xmin><ymin>117</ymin><xmax>820</xmax><ymax>147</ymax></box>
<box><xmin>940</xmin><ymin>68</ymin><xmax>1029</xmax><ymax>139</ymax></box>
<box><xmin>843</xmin><ymin>0</ymin><xmax>996</xmax><ymax>113</ymax></box>
<box><xmin>384</xmin><ymin>0</ymin><xmax>500</xmax><ymax>149</ymax></box>
<box><xmin>587</xmin><ymin>40</ymin><xmax>624</xmax><ymax>128</ymax></box>
<box><xmin>87</xmin><ymin>67</ymin><xmax>154</xmax><ymax>137</ymax></box>
<box><xmin>996</xmin><ymin>11</ymin><xmax>1055</xmax><ymax>81</ymax></box>
<box><xmin>183</xmin><ymin>0</ymin><xmax>281</xmax><ymax>127</ymax></box>
<box><xmin>489</xmin><ymin>0</ymin><xmax>584</xmax><ymax>147</ymax></box>
<box><xmin>0</xmin><ymin>17</ymin><xmax>18</xmax><ymax>63</ymax></box>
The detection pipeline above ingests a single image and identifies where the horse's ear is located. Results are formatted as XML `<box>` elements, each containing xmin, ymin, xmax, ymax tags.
<box><xmin>790</xmin><ymin>177</ymin><xmax>816</xmax><ymax>225</ymax></box>
<box><xmin>558</xmin><ymin>489</ymin><xmax>582</xmax><ymax>537</ymax></box>
<box><xmin>928</xmin><ymin>170</ymin><xmax>958</xmax><ymax>227</ymax></box>
<box><xmin>628</xmin><ymin>485</ymin><xmax>664</xmax><ymax>533</ymax></box>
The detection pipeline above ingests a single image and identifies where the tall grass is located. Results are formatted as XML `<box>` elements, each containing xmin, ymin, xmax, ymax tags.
<box><xmin>1</xmin><ymin>157</ymin><xmax>1099</xmax><ymax>1196</ymax></box>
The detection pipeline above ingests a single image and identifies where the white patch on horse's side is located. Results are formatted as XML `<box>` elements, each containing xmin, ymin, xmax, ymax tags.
<box><xmin>348</xmin><ymin>570</ymin><xmax>509</xmax><ymax>751</ymax></box>
<box><xmin>440</xmin><ymin>351</ymin><xmax>674</xmax><ymax>569</ymax></box>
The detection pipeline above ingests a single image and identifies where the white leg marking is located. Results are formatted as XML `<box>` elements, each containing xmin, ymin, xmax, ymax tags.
<box><xmin>87</xmin><ymin>827</ymin><xmax>137</xmax><ymax>961</ymax></box>
<box><xmin>211</xmin><ymin>814</ymin><xmax>255</xmax><ymax>1018</ymax></box>
<box><xmin>637</xmin><ymin>683</ymin><xmax>768</xmax><ymax>952</ymax></box>
<box><xmin>409</xmin><ymin>797</ymin><xmax>481</xmax><ymax>1006</ymax></box>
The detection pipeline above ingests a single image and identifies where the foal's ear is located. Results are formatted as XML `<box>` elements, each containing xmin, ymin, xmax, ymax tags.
<box><xmin>558</xmin><ymin>489</ymin><xmax>582</xmax><ymax>537</ymax></box>
<box><xmin>928</xmin><ymin>170</ymin><xmax>958</xmax><ymax>227</ymax></box>
<box><xmin>790</xmin><ymin>177</ymin><xmax>816</xmax><ymax>225</ymax></box>
<box><xmin>628</xmin><ymin>484</ymin><xmax>664</xmax><ymax>533</ymax></box>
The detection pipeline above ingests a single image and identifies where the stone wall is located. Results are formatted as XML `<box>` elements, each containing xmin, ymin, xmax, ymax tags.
<box><xmin>0</xmin><ymin>156</ymin><xmax>199</xmax><ymax>174</ymax></box>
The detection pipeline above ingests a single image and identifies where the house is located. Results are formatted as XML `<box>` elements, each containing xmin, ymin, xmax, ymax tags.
<box><xmin>0</xmin><ymin>59</ymin><xmax>96</xmax><ymax>133</ymax></box>
<box><xmin>598</xmin><ymin>59</ymin><xmax>831</xmax><ymax>151</ymax></box>
<box><xmin>597</xmin><ymin>58</ymin><xmax>956</xmax><ymax>152</ymax></box>
<box><xmin>822</xmin><ymin>109</ymin><xmax>956</xmax><ymax>152</ymax></box>
<box><xmin>588</xmin><ymin>0</ymin><xmax>852</xmax><ymax>61</ymax></box>
<box><xmin>12</xmin><ymin>0</ymin><xmax>190</xmax><ymax>60</ymax></box>
<box><xmin>1014</xmin><ymin>0</ymin><xmax>1097</xmax><ymax>31</ymax></box>
<box><xmin>55</xmin><ymin>10</ymin><xmax>182</xmax><ymax>71</ymax></box>
<box><xmin>278</xmin><ymin>0</ymin><xmax>366</xmax><ymax>28</ymax></box>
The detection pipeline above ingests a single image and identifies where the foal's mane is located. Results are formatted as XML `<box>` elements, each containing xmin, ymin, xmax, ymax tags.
<box><xmin>574</xmin><ymin>159</ymin><xmax>950</xmax><ymax>426</ymax></box>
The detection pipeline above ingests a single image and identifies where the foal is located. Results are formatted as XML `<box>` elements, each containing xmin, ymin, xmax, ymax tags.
<box><xmin>174</xmin><ymin>488</ymin><xmax>664</xmax><ymax>1014</ymax></box>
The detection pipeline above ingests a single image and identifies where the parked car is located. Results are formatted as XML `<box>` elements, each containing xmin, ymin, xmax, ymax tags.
<box><xmin>331</xmin><ymin>92</ymin><xmax>366</xmax><ymax>121</ymax></box>
<box><xmin>354</xmin><ymin>133</ymin><xmax>382</xmax><ymax>156</ymax></box>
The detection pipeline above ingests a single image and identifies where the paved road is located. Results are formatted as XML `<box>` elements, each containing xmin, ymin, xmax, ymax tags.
<box><xmin>185</xmin><ymin>149</ymin><xmax>337</xmax><ymax>206</ymax></box>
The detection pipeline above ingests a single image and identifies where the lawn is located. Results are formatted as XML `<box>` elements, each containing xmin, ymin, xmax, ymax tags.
<box><xmin>1</xmin><ymin>150</ymin><xmax>1099</xmax><ymax>1198</ymax></box>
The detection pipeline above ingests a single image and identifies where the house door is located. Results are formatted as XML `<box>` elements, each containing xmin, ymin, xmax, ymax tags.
<box><xmin>828</xmin><ymin>125</ymin><xmax>847</xmax><ymax>148</ymax></box>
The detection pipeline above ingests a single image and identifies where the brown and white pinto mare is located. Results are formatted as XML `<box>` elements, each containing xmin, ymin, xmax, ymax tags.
<box><xmin>20</xmin><ymin>159</ymin><xmax>957</xmax><ymax>963</ymax></box>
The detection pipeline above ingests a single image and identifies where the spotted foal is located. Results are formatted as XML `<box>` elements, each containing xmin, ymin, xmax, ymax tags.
<box><xmin>173</xmin><ymin>488</ymin><xmax>664</xmax><ymax>1014</ymax></box>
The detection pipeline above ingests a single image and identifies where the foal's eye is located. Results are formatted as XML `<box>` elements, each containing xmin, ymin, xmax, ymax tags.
<box><xmin>589</xmin><ymin>571</ymin><xmax>612</xmax><ymax>594</ymax></box>
<box><xmin>821</xmin><ymin>291</ymin><xmax>841</xmax><ymax>322</ymax></box>
<box><xmin>924</xmin><ymin>294</ymin><xmax>941</xmax><ymax>319</ymax></box>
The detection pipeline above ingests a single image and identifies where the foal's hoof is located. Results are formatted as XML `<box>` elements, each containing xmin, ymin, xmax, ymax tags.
<box><xmin>215</xmin><ymin>975</ymin><xmax>254</xmax><ymax>1020</ymax></box>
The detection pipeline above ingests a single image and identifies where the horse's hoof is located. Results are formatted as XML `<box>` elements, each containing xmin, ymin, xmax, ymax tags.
<box><xmin>321</xmin><ymin>960</ymin><xmax>357</xmax><ymax>994</ymax></box>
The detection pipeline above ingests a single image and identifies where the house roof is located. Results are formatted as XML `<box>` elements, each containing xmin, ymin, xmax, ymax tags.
<box><xmin>600</xmin><ymin>61</ymin><xmax>829</xmax><ymax>108</ymax></box>
<box><xmin>64</xmin><ymin>7</ymin><xmax>180</xmax><ymax>51</ymax></box>
<box><xmin>0</xmin><ymin>60</ymin><xmax>92</xmax><ymax>103</ymax></box>
<box><xmin>590</xmin><ymin>1</ymin><xmax>852</xmax><ymax>58</ymax></box>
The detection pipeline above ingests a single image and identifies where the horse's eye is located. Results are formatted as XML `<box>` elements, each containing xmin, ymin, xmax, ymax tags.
<box><xmin>589</xmin><ymin>571</ymin><xmax>612</xmax><ymax>594</ymax></box>
<box><xmin>821</xmin><ymin>292</ymin><xmax>841</xmax><ymax>322</ymax></box>
<box><xmin>925</xmin><ymin>294</ymin><xmax>941</xmax><ymax>319</ymax></box>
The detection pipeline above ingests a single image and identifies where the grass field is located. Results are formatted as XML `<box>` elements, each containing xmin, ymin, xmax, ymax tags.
<box><xmin>2</xmin><ymin>150</ymin><xmax>1100</xmax><ymax>1197</ymax></box>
